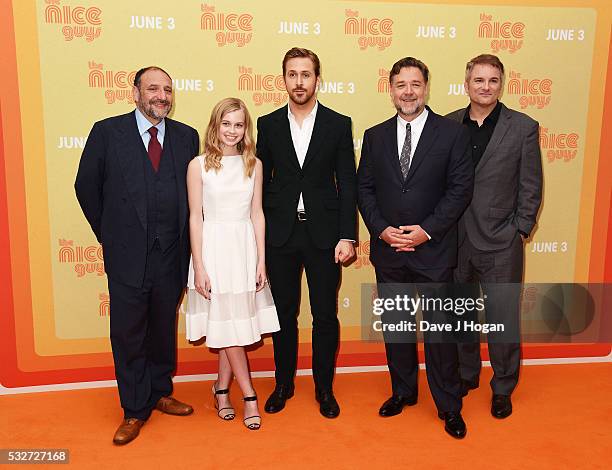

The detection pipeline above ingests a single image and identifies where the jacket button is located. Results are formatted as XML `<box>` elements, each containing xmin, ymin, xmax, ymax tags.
<box><xmin>402</xmin><ymin>189</ymin><xmax>407</xmax><ymax>193</ymax></box>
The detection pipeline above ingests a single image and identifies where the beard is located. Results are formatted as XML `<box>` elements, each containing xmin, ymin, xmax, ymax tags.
<box><xmin>288</xmin><ymin>87</ymin><xmax>315</xmax><ymax>105</ymax></box>
<box><xmin>139</xmin><ymin>98</ymin><xmax>172</xmax><ymax>121</ymax></box>
<box><xmin>395</xmin><ymin>99</ymin><xmax>423</xmax><ymax>118</ymax></box>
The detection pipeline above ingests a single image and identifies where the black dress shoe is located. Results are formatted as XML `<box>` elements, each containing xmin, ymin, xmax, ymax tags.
<box><xmin>315</xmin><ymin>390</ymin><xmax>340</xmax><ymax>419</ymax></box>
<box><xmin>438</xmin><ymin>411</ymin><xmax>467</xmax><ymax>439</ymax></box>
<box><xmin>378</xmin><ymin>394</ymin><xmax>417</xmax><ymax>417</ymax></box>
<box><xmin>460</xmin><ymin>379</ymin><xmax>479</xmax><ymax>397</ymax></box>
<box><xmin>264</xmin><ymin>384</ymin><xmax>294</xmax><ymax>414</ymax></box>
<box><xmin>491</xmin><ymin>394</ymin><xmax>512</xmax><ymax>419</ymax></box>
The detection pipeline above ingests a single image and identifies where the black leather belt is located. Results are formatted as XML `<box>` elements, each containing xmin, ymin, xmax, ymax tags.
<box><xmin>297</xmin><ymin>211</ymin><xmax>307</xmax><ymax>221</ymax></box>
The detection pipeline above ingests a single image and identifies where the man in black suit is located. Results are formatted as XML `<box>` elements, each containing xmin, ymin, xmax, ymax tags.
<box><xmin>357</xmin><ymin>57</ymin><xmax>473</xmax><ymax>438</ymax></box>
<box><xmin>75</xmin><ymin>66</ymin><xmax>200</xmax><ymax>445</ymax></box>
<box><xmin>446</xmin><ymin>54</ymin><xmax>542</xmax><ymax>418</ymax></box>
<box><xmin>257</xmin><ymin>47</ymin><xmax>357</xmax><ymax>418</ymax></box>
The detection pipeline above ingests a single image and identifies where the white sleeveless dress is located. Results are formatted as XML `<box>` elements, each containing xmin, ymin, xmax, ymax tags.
<box><xmin>185</xmin><ymin>155</ymin><xmax>279</xmax><ymax>347</ymax></box>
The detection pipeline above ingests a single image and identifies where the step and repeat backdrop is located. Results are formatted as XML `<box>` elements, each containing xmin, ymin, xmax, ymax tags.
<box><xmin>1</xmin><ymin>0</ymin><xmax>611</xmax><ymax>390</ymax></box>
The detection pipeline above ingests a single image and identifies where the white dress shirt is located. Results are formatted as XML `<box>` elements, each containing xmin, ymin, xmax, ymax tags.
<box><xmin>135</xmin><ymin>107</ymin><xmax>166</xmax><ymax>150</ymax></box>
<box><xmin>396</xmin><ymin>108</ymin><xmax>431</xmax><ymax>240</ymax></box>
<box><xmin>288</xmin><ymin>101</ymin><xmax>318</xmax><ymax>212</ymax></box>
<box><xmin>396</xmin><ymin>107</ymin><xmax>428</xmax><ymax>167</ymax></box>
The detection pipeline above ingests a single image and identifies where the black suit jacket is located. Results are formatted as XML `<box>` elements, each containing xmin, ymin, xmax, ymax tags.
<box><xmin>357</xmin><ymin>108</ymin><xmax>473</xmax><ymax>269</ymax></box>
<box><xmin>446</xmin><ymin>103</ymin><xmax>542</xmax><ymax>250</ymax></box>
<box><xmin>75</xmin><ymin>111</ymin><xmax>200</xmax><ymax>288</ymax></box>
<box><xmin>256</xmin><ymin>103</ymin><xmax>357</xmax><ymax>249</ymax></box>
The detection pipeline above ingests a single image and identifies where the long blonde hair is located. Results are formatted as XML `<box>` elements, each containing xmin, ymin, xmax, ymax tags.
<box><xmin>203</xmin><ymin>97</ymin><xmax>256</xmax><ymax>177</ymax></box>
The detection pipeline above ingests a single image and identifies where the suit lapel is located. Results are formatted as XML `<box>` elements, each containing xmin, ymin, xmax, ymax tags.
<box><xmin>302</xmin><ymin>104</ymin><xmax>330</xmax><ymax>170</ymax></box>
<box><xmin>405</xmin><ymin>109</ymin><xmax>438</xmax><ymax>183</ymax></box>
<box><xmin>166</xmin><ymin>120</ymin><xmax>188</xmax><ymax>235</ymax></box>
<box><xmin>476</xmin><ymin>104</ymin><xmax>511</xmax><ymax>172</ymax></box>
<box><xmin>117</xmin><ymin>111</ymin><xmax>147</xmax><ymax>231</ymax></box>
<box><xmin>455</xmin><ymin>107</ymin><xmax>468</xmax><ymax>122</ymax></box>
<box><xmin>273</xmin><ymin>106</ymin><xmax>301</xmax><ymax>171</ymax></box>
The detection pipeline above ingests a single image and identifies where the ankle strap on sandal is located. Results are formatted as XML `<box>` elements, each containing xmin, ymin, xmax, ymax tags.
<box><xmin>214</xmin><ymin>388</ymin><xmax>230</xmax><ymax>395</ymax></box>
<box><xmin>243</xmin><ymin>395</ymin><xmax>257</xmax><ymax>401</ymax></box>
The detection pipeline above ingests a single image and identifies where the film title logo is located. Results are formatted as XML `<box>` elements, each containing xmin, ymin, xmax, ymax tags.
<box><xmin>99</xmin><ymin>293</ymin><xmax>110</xmax><ymax>317</ymax></box>
<box><xmin>478</xmin><ymin>13</ymin><xmax>524</xmax><ymax>53</ymax></box>
<box><xmin>540</xmin><ymin>127</ymin><xmax>578</xmax><ymax>163</ymax></box>
<box><xmin>44</xmin><ymin>0</ymin><xmax>102</xmax><ymax>42</ymax></box>
<box><xmin>88</xmin><ymin>61</ymin><xmax>136</xmax><ymax>104</ymax></box>
<box><xmin>237</xmin><ymin>66</ymin><xmax>287</xmax><ymax>106</ymax></box>
<box><xmin>353</xmin><ymin>241</ymin><xmax>371</xmax><ymax>269</ymax></box>
<box><xmin>58</xmin><ymin>136</ymin><xmax>86</xmax><ymax>149</ymax></box>
<box><xmin>507</xmin><ymin>71</ymin><xmax>552</xmax><ymax>109</ymax></box>
<box><xmin>345</xmin><ymin>9</ymin><xmax>393</xmax><ymax>51</ymax></box>
<box><xmin>416</xmin><ymin>25</ymin><xmax>457</xmax><ymax>39</ymax></box>
<box><xmin>89</xmin><ymin>61</ymin><xmax>214</xmax><ymax>102</ymax></box>
<box><xmin>200</xmin><ymin>4</ymin><xmax>253</xmax><ymax>47</ymax></box>
<box><xmin>377</xmin><ymin>69</ymin><xmax>390</xmax><ymax>93</ymax></box>
<box><xmin>58</xmin><ymin>239</ymin><xmax>104</xmax><ymax>277</ymax></box>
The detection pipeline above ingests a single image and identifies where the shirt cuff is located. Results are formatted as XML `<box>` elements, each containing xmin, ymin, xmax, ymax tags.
<box><xmin>340</xmin><ymin>239</ymin><xmax>356</xmax><ymax>243</ymax></box>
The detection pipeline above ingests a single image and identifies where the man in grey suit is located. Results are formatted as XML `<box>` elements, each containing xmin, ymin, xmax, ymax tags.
<box><xmin>446</xmin><ymin>54</ymin><xmax>542</xmax><ymax>419</ymax></box>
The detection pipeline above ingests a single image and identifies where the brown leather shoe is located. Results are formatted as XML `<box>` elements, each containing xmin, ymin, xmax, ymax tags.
<box><xmin>113</xmin><ymin>418</ymin><xmax>144</xmax><ymax>445</ymax></box>
<box><xmin>155</xmin><ymin>396</ymin><xmax>194</xmax><ymax>416</ymax></box>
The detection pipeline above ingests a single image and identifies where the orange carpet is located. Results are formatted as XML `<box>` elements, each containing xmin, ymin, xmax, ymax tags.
<box><xmin>1</xmin><ymin>363</ymin><xmax>611</xmax><ymax>469</ymax></box>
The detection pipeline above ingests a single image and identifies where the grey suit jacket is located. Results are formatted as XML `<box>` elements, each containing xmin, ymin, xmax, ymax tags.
<box><xmin>446</xmin><ymin>102</ymin><xmax>542</xmax><ymax>251</ymax></box>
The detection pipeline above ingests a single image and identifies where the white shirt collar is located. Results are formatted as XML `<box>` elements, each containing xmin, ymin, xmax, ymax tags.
<box><xmin>288</xmin><ymin>100</ymin><xmax>318</xmax><ymax>121</ymax></box>
<box><xmin>135</xmin><ymin>107</ymin><xmax>165</xmax><ymax>139</ymax></box>
<box><xmin>397</xmin><ymin>107</ymin><xmax>429</xmax><ymax>129</ymax></box>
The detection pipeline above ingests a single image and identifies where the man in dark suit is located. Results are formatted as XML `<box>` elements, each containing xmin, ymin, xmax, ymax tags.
<box><xmin>446</xmin><ymin>54</ymin><xmax>542</xmax><ymax>418</ymax></box>
<box><xmin>256</xmin><ymin>48</ymin><xmax>357</xmax><ymax>418</ymax></box>
<box><xmin>358</xmin><ymin>57</ymin><xmax>473</xmax><ymax>438</ymax></box>
<box><xmin>75</xmin><ymin>66</ymin><xmax>200</xmax><ymax>445</ymax></box>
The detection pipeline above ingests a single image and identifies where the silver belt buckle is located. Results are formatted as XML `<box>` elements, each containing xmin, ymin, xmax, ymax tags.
<box><xmin>297</xmin><ymin>211</ymin><xmax>307</xmax><ymax>221</ymax></box>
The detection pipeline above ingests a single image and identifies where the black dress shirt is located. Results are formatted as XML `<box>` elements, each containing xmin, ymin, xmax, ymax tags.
<box><xmin>462</xmin><ymin>101</ymin><xmax>502</xmax><ymax>167</ymax></box>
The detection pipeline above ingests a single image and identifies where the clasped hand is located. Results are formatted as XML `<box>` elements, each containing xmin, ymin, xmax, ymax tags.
<box><xmin>380</xmin><ymin>225</ymin><xmax>429</xmax><ymax>252</ymax></box>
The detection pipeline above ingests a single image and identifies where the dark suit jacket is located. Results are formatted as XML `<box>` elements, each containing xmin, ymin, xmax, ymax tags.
<box><xmin>446</xmin><ymin>103</ymin><xmax>542</xmax><ymax>251</ymax></box>
<box><xmin>256</xmin><ymin>103</ymin><xmax>357</xmax><ymax>249</ymax></box>
<box><xmin>75</xmin><ymin>111</ymin><xmax>200</xmax><ymax>288</ymax></box>
<box><xmin>357</xmin><ymin>107</ymin><xmax>473</xmax><ymax>269</ymax></box>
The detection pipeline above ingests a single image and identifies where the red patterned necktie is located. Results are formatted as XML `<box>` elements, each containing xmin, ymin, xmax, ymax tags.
<box><xmin>147</xmin><ymin>126</ymin><xmax>162</xmax><ymax>172</ymax></box>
